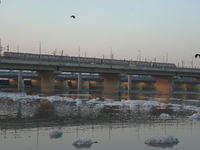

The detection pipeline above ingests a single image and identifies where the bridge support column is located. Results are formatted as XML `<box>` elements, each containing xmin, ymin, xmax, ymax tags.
<box><xmin>18</xmin><ymin>70</ymin><xmax>24</xmax><ymax>92</ymax></box>
<box><xmin>36</xmin><ymin>70</ymin><xmax>61</xmax><ymax>94</ymax></box>
<box><xmin>127</xmin><ymin>75</ymin><xmax>132</xmax><ymax>99</ymax></box>
<box><xmin>151</xmin><ymin>76</ymin><xmax>177</xmax><ymax>96</ymax></box>
<box><xmin>78</xmin><ymin>73</ymin><xmax>82</xmax><ymax>92</ymax></box>
<box><xmin>98</xmin><ymin>73</ymin><xmax>125</xmax><ymax>97</ymax></box>
<box><xmin>128</xmin><ymin>75</ymin><xmax>132</xmax><ymax>93</ymax></box>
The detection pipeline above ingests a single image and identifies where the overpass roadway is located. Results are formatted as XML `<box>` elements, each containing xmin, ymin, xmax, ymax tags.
<box><xmin>0</xmin><ymin>58</ymin><xmax>200</xmax><ymax>78</ymax></box>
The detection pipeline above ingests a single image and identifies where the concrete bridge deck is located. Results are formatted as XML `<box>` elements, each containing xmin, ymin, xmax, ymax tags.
<box><xmin>0</xmin><ymin>58</ymin><xmax>200</xmax><ymax>77</ymax></box>
<box><xmin>0</xmin><ymin>57</ymin><xmax>200</xmax><ymax>96</ymax></box>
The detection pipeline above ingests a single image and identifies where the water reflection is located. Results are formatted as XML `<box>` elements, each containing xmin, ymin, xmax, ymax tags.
<box><xmin>34</xmin><ymin>100</ymin><xmax>55</xmax><ymax>118</ymax></box>
<box><xmin>73</xmin><ymin>143</ymin><xmax>93</xmax><ymax>149</ymax></box>
<box><xmin>73</xmin><ymin>137</ymin><xmax>94</xmax><ymax>149</ymax></box>
<box><xmin>0</xmin><ymin>91</ymin><xmax>200</xmax><ymax>150</ymax></box>
<box><xmin>0</xmin><ymin>112</ymin><xmax>198</xmax><ymax>150</ymax></box>
<box><xmin>145</xmin><ymin>143</ymin><xmax>179</xmax><ymax>148</ymax></box>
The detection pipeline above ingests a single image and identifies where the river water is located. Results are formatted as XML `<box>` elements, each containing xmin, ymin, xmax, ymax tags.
<box><xmin>0</xmin><ymin>91</ymin><xmax>200</xmax><ymax>150</ymax></box>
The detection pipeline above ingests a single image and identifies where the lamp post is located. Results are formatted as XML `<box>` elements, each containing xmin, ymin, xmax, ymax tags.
<box><xmin>165</xmin><ymin>52</ymin><xmax>168</xmax><ymax>63</ymax></box>
<box><xmin>53</xmin><ymin>47</ymin><xmax>58</xmax><ymax>55</ymax></box>
<box><xmin>182</xmin><ymin>58</ymin><xmax>185</xmax><ymax>68</ymax></box>
<box><xmin>78</xmin><ymin>45</ymin><xmax>80</xmax><ymax>64</ymax></box>
<box><xmin>191</xmin><ymin>55</ymin><xmax>193</xmax><ymax>68</ymax></box>
<box><xmin>163</xmin><ymin>56</ymin><xmax>166</xmax><ymax>63</ymax></box>
<box><xmin>17</xmin><ymin>45</ymin><xmax>19</xmax><ymax>53</ymax></box>
<box><xmin>138</xmin><ymin>50</ymin><xmax>141</xmax><ymax>61</ymax></box>
<box><xmin>38</xmin><ymin>41</ymin><xmax>41</xmax><ymax>62</ymax></box>
<box><xmin>109</xmin><ymin>47</ymin><xmax>113</xmax><ymax>59</ymax></box>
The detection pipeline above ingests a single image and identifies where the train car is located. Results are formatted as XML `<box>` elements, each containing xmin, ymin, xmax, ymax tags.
<box><xmin>3</xmin><ymin>52</ymin><xmax>176</xmax><ymax>68</ymax></box>
<box><xmin>152</xmin><ymin>62</ymin><xmax>176</xmax><ymax>68</ymax></box>
<box><xmin>3</xmin><ymin>52</ymin><xmax>39</xmax><ymax>60</ymax></box>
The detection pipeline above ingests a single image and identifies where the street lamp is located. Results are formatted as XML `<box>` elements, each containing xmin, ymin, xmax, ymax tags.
<box><xmin>109</xmin><ymin>47</ymin><xmax>115</xmax><ymax>59</ymax></box>
<box><xmin>53</xmin><ymin>47</ymin><xmax>58</xmax><ymax>55</ymax></box>
<box><xmin>78</xmin><ymin>45</ymin><xmax>80</xmax><ymax>64</ymax></box>
<box><xmin>38</xmin><ymin>41</ymin><xmax>41</xmax><ymax>62</ymax></box>
<box><xmin>165</xmin><ymin>52</ymin><xmax>168</xmax><ymax>63</ymax></box>
<box><xmin>191</xmin><ymin>55</ymin><xmax>193</xmax><ymax>68</ymax></box>
<box><xmin>78</xmin><ymin>45</ymin><xmax>80</xmax><ymax>57</ymax></box>
<box><xmin>109</xmin><ymin>47</ymin><xmax>113</xmax><ymax>59</ymax></box>
<box><xmin>163</xmin><ymin>56</ymin><xmax>166</xmax><ymax>63</ymax></box>
<box><xmin>138</xmin><ymin>50</ymin><xmax>141</xmax><ymax>61</ymax></box>
<box><xmin>182</xmin><ymin>58</ymin><xmax>185</xmax><ymax>67</ymax></box>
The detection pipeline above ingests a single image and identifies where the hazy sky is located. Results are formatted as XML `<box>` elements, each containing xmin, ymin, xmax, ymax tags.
<box><xmin>0</xmin><ymin>0</ymin><xmax>200</xmax><ymax>67</ymax></box>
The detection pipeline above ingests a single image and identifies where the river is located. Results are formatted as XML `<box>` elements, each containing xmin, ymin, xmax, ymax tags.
<box><xmin>0</xmin><ymin>91</ymin><xmax>200</xmax><ymax>150</ymax></box>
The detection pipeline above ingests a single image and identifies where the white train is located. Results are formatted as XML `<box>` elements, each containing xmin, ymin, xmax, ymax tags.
<box><xmin>3</xmin><ymin>52</ymin><xmax>176</xmax><ymax>68</ymax></box>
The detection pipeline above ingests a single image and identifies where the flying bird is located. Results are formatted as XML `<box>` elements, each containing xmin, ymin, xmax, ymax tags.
<box><xmin>195</xmin><ymin>54</ymin><xmax>200</xmax><ymax>58</ymax></box>
<box><xmin>70</xmin><ymin>15</ymin><xmax>75</xmax><ymax>19</ymax></box>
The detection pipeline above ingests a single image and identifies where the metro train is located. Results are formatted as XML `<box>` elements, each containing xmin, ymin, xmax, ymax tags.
<box><xmin>3</xmin><ymin>52</ymin><xmax>176</xmax><ymax>68</ymax></box>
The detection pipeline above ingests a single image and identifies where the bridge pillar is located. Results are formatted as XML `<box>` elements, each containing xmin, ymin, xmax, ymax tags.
<box><xmin>18</xmin><ymin>70</ymin><xmax>24</xmax><ymax>92</ymax></box>
<box><xmin>128</xmin><ymin>75</ymin><xmax>132</xmax><ymax>94</ymax></box>
<box><xmin>98</xmin><ymin>73</ymin><xmax>125</xmax><ymax>97</ymax></box>
<box><xmin>78</xmin><ymin>73</ymin><xmax>82</xmax><ymax>92</ymax></box>
<box><xmin>127</xmin><ymin>75</ymin><xmax>132</xmax><ymax>99</ymax></box>
<box><xmin>151</xmin><ymin>76</ymin><xmax>178</xmax><ymax>96</ymax></box>
<box><xmin>36</xmin><ymin>70</ymin><xmax>61</xmax><ymax>94</ymax></box>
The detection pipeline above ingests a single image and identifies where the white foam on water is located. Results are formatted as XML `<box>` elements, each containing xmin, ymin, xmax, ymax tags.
<box><xmin>160</xmin><ymin>113</ymin><xmax>170</xmax><ymax>119</ymax></box>
<box><xmin>145</xmin><ymin>135</ymin><xmax>179</xmax><ymax>144</ymax></box>
<box><xmin>49</xmin><ymin>129</ymin><xmax>63</xmax><ymax>138</ymax></box>
<box><xmin>73</xmin><ymin>137</ymin><xmax>93</xmax><ymax>146</ymax></box>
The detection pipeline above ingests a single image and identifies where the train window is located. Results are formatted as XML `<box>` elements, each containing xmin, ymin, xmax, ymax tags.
<box><xmin>105</xmin><ymin>60</ymin><xmax>109</xmax><ymax>63</ymax></box>
<box><xmin>85</xmin><ymin>58</ymin><xmax>90</xmax><ymax>62</ymax></box>
<box><xmin>62</xmin><ymin>57</ymin><xmax>66</xmax><ymax>60</ymax></box>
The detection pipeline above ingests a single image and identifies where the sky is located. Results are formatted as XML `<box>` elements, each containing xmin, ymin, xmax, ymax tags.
<box><xmin>0</xmin><ymin>0</ymin><xmax>200</xmax><ymax>67</ymax></box>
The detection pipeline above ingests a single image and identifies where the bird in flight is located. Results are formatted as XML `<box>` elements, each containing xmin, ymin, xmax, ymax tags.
<box><xmin>195</xmin><ymin>54</ymin><xmax>200</xmax><ymax>58</ymax></box>
<box><xmin>70</xmin><ymin>15</ymin><xmax>75</xmax><ymax>19</ymax></box>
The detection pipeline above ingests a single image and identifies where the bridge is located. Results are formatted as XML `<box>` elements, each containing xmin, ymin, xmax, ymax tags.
<box><xmin>0</xmin><ymin>57</ymin><xmax>200</xmax><ymax>97</ymax></box>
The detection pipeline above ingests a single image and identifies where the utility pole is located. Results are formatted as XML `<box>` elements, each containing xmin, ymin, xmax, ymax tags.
<box><xmin>17</xmin><ymin>45</ymin><xmax>19</xmax><ymax>53</ymax></box>
<box><xmin>60</xmin><ymin>50</ymin><xmax>63</xmax><ymax>62</ymax></box>
<box><xmin>78</xmin><ymin>45</ymin><xmax>80</xmax><ymax>64</ymax></box>
<box><xmin>53</xmin><ymin>47</ymin><xmax>58</xmax><ymax>55</ymax></box>
<box><xmin>138</xmin><ymin>50</ymin><xmax>141</xmax><ymax>61</ymax></box>
<box><xmin>163</xmin><ymin>56</ymin><xmax>165</xmax><ymax>63</ymax></box>
<box><xmin>182</xmin><ymin>59</ymin><xmax>185</xmax><ymax>67</ymax></box>
<box><xmin>109</xmin><ymin>47</ymin><xmax>115</xmax><ymax>59</ymax></box>
<box><xmin>61</xmin><ymin>50</ymin><xmax>63</xmax><ymax>56</ymax></box>
<box><xmin>191</xmin><ymin>55</ymin><xmax>193</xmax><ymax>68</ymax></box>
<box><xmin>165</xmin><ymin>52</ymin><xmax>168</xmax><ymax>63</ymax></box>
<box><xmin>38</xmin><ymin>41</ymin><xmax>41</xmax><ymax>62</ymax></box>
<box><xmin>109</xmin><ymin>47</ymin><xmax>112</xmax><ymax>59</ymax></box>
